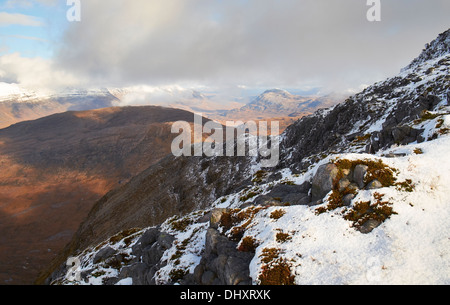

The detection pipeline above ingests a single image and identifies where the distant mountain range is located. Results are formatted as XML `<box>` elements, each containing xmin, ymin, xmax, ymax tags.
<box><xmin>208</xmin><ymin>89</ymin><xmax>343</xmax><ymax>132</ymax></box>
<box><xmin>225</xmin><ymin>89</ymin><xmax>340</xmax><ymax>118</ymax></box>
<box><xmin>0</xmin><ymin>88</ymin><xmax>121</xmax><ymax>129</ymax></box>
<box><xmin>0</xmin><ymin>83</ymin><xmax>343</xmax><ymax>132</ymax></box>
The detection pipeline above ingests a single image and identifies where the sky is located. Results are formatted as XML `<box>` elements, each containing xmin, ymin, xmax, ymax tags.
<box><xmin>0</xmin><ymin>0</ymin><xmax>449</xmax><ymax>104</ymax></box>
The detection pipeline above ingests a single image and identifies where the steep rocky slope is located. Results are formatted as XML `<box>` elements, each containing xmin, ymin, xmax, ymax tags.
<box><xmin>44</xmin><ymin>29</ymin><xmax>450</xmax><ymax>285</ymax></box>
<box><xmin>0</xmin><ymin>106</ymin><xmax>208</xmax><ymax>284</ymax></box>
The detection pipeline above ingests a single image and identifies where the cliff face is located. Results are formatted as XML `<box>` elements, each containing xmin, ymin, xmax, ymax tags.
<box><xmin>43</xmin><ymin>29</ymin><xmax>450</xmax><ymax>285</ymax></box>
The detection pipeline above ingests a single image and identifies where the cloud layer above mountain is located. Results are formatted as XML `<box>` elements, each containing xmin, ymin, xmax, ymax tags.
<box><xmin>1</xmin><ymin>0</ymin><xmax>450</xmax><ymax>94</ymax></box>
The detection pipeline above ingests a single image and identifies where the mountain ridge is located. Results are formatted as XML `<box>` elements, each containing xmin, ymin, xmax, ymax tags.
<box><xmin>41</xmin><ymin>29</ymin><xmax>450</xmax><ymax>285</ymax></box>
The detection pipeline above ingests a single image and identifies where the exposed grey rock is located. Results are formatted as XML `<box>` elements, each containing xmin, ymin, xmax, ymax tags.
<box><xmin>102</xmin><ymin>277</ymin><xmax>119</xmax><ymax>286</ymax></box>
<box><xmin>194</xmin><ymin>228</ymin><xmax>252</xmax><ymax>285</ymax></box>
<box><xmin>197</xmin><ymin>211</ymin><xmax>212</xmax><ymax>224</ymax></box>
<box><xmin>311</xmin><ymin>164</ymin><xmax>339</xmax><ymax>201</ymax></box>
<box><xmin>80</xmin><ymin>268</ymin><xmax>94</xmax><ymax>282</ymax></box>
<box><xmin>383</xmin><ymin>153</ymin><xmax>408</xmax><ymax>158</ymax></box>
<box><xmin>119</xmin><ymin>263</ymin><xmax>149</xmax><ymax>285</ymax></box>
<box><xmin>309</xmin><ymin>199</ymin><xmax>324</xmax><ymax>207</ymax></box>
<box><xmin>366</xmin><ymin>180</ymin><xmax>383</xmax><ymax>190</ymax></box>
<box><xmin>138</xmin><ymin>228</ymin><xmax>160</xmax><ymax>248</ymax></box>
<box><xmin>204</xmin><ymin>228</ymin><xmax>223</xmax><ymax>256</ymax></box>
<box><xmin>253</xmin><ymin>195</ymin><xmax>284</xmax><ymax>207</ymax></box>
<box><xmin>93</xmin><ymin>247</ymin><xmax>117</xmax><ymax>265</ymax></box>
<box><xmin>268</xmin><ymin>182</ymin><xmax>311</xmax><ymax>197</ymax></box>
<box><xmin>267</xmin><ymin>172</ymin><xmax>283</xmax><ymax>182</ymax></box>
<box><xmin>146</xmin><ymin>266</ymin><xmax>158</xmax><ymax>285</ymax></box>
<box><xmin>201</xmin><ymin>271</ymin><xmax>216</xmax><ymax>285</ymax></box>
<box><xmin>260</xmin><ymin>182</ymin><xmax>312</xmax><ymax>206</ymax></box>
<box><xmin>106</xmin><ymin>230</ymin><xmax>176</xmax><ymax>285</ymax></box>
<box><xmin>210</xmin><ymin>208</ymin><xmax>227</xmax><ymax>229</ymax></box>
<box><xmin>342</xmin><ymin>194</ymin><xmax>356</xmax><ymax>207</ymax></box>
<box><xmin>359</xmin><ymin>219</ymin><xmax>382</xmax><ymax>234</ymax></box>
<box><xmin>338</xmin><ymin>178</ymin><xmax>351</xmax><ymax>192</ymax></box>
<box><xmin>157</xmin><ymin>232</ymin><xmax>175</xmax><ymax>250</ymax></box>
<box><xmin>224</xmin><ymin>255</ymin><xmax>254</xmax><ymax>285</ymax></box>
<box><xmin>192</xmin><ymin>264</ymin><xmax>205</xmax><ymax>284</ymax></box>
<box><xmin>142</xmin><ymin>243</ymin><xmax>165</xmax><ymax>266</ymax></box>
<box><xmin>282</xmin><ymin>192</ymin><xmax>311</xmax><ymax>206</ymax></box>
<box><xmin>131</xmin><ymin>228</ymin><xmax>160</xmax><ymax>257</ymax></box>
<box><xmin>347</xmin><ymin>183</ymin><xmax>360</xmax><ymax>193</ymax></box>
<box><xmin>353</xmin><ymin>165</ymin><xmax>369</xmax><ymax>189</ymax></box>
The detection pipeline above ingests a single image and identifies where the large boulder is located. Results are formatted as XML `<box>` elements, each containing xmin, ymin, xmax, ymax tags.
<box><xmin>119</xmin><ymin>263</ymin><xmax>149</xmax><ymax>285</ymax></box>
<box><xmin>93</xmin><ymin>247</ymin><xmax>117</xmax><ymax>265</ymax></box>
<box><xmin>353</xmin><ymin>164</ymin><xmax>369</xmax><ymax>189</ymax></box>
<box><xmin>311</xmin><ymin>164</ymin><xmax>339</xmax><ymax>201</ymax></box>
<box><xmin>191</xmin><ymin>228</ymin><xmax>253</xmax><ymax>285</ymax></box>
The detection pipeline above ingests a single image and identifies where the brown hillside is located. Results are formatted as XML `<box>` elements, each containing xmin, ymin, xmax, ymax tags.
<box><xmin>0</xmin><ymin>105</ymin><xmax>206</xmax><ymax>284</ymax></box>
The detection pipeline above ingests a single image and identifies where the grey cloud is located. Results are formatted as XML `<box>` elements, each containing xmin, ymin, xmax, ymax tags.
<box><xmin>55</xmin><ymin>0</ymin><xmax>450</xmax><ymax>92</ymax></box>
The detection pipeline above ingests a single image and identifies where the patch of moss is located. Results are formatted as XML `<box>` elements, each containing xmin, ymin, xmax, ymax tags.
<box><xmin>220</xmin><ymin>207</ymin><xmax>266</xmax><ymax>241</ymax></box>
<box><xmin>171</xmin><ymin>238</ymin><xmax>190</xmax><ymax>261</ymax></box>
<box><xmin>240</xmin><ymin>192</ymin><xmax>259</xmax><ymax>202</ymax></box>
<box><xmin>260</xmin><ymin>248</ymin><xmax>281</xmax><ymax>264</ymax></box>
<box><xmin>240</xmin><ymin>187</ymin><xmax>262</xmax><ymax>202</ymax></box>
<box><xmin>316</xmin><ymin>186</ymin><xmax>358</xmax><ymax>215</ymax></box>
<box><xmin>395</xmin><ymin>179</ymin><xmax>415</xmax><ymax>192</ymax></box>
<box><xmin>413</xmin><ymin>148</ymin><xmax>424</xmax><ymax>155</ymax></box>
<box><xmin>92</xmin><ymin>270</ymin><xmax>106</xmax><ymax>278</ymax></box>
<box><xmin>169</xmin><ymin>228</ymin><xmax>202</xmax><ymax>265</ymax></box>
<box><xmin>316</xmin><ymin>158</ymin><xmax>398</xmax><ymax>216</ymax></box>
<box><xmin>276</xmin><ymin>230</ymin><xmax>292</xmax><ymax>243</ymax></box>
<box><xmin>258</xmin><ymin>248</ymin><xmax>295</xmax><ymax>285</ymax></box>
<box><xmin>344</xmin><ymin>192</ymin><xmax>397</xmax><ymax>231</ymax></box>
<box><xmin>439</xmin><ymin>128</ymin><xmax>450</xmax><ymax>135</ymax></box>
<box><xmin>436</xmin><ymin>119</ymin><xmax>445</xmax><ymax>129</ymax></box>
<box><xmin>414</xmin><ymin>111</ymin><xmax>440</xmax><ymax>124</ymax></box>
<box><xmin>170</xmin><ymin>217</ymin><xmax>193</xmax><ymax>232</ymax></box>
<box><xmin>109</xmin><ymin>228</ymin><xmax>141</xmax><ymax>245</ymax></box>
<box><xmin>238</xmin><ymin>236</ymin><xmax>259</xmax><ymax>253</ymax></box>
<box><xmin>169</xmin><ymin>268</ymin><xmax>188</xmax><ymax>283</ymax></box>
<box><xmin>333</xmin><ymin>159</ymin><xmax>397</xmax><ymax>187</ymax></box>
<box><xmin>252</xmin><ymin>170</ymin><xmax>268</xmax><ymax>184</ymax></box>
<box><xmin>354</xmin><ymin>134</ymin><xmax>371</xmax><ymax>143</ymax></box>
<box><xmin>281</xmin><ymin>180</ymin><xmax>296</xmax><ymax>186</ymax></box>
<box><xmin>270</xmin><ymin>209</ymin><xmax>286</xmax><ymax>220</ymax></box>
<box><xmin>219</xmin><ymin>208</ymin><xmax>241</xmax><ymax>230</ymax></box>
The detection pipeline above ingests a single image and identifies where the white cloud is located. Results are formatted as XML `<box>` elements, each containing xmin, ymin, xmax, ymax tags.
<box><xmin>0</xmin><ymin>12</ymin><xmax>43</xmax><ymax>27</ymax></box>
<box><xmin>0</xmin><ymin>53</ymin><xmax>80</xmax><ymax>92</ymax></box>
<box><xmin>2</xmin><ymin>0</ymin><xmax>58</xmax><ymax>9</ymax></box>
<box><xmin>2</xmin><ymin>34</ymin><xmax>48</xmax><ymax>42</ymax></box>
